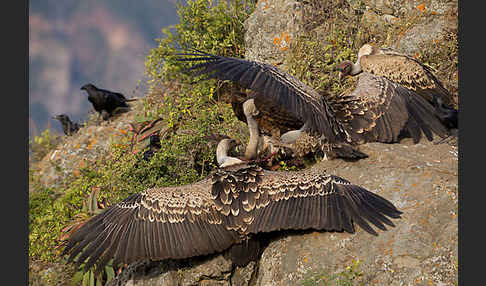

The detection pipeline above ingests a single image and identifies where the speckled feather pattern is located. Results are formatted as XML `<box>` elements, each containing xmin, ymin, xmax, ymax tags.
<box><xmin>63</xmin><ymin>164</ymin><xmax>402</xmax><ymax>273</ymax></box>
<box><xmin>359</xmin><ymin>47</ymin><xmax>454</xmax><ymax>106</ymax></box>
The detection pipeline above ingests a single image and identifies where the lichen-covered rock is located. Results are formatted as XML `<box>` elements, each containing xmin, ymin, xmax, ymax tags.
<box><xmin>29</xmin><ymin>100</ymin><xmax>143</xmax><ymax>191</ymax></box>
<box><xmin>244</xmin><ymin>0</ymin><xmax>304</xmax><ymax>65</ymax></box>
<box><xmin>395</xmin><ymin>15</ymin><xmax>449</xmax><ymax>54</ymax></box>
<box><xmin>359</xmin><ymin>0</ymin><xmax>458</xmax><ymax>55</ymax></box>
<box><xmin>358</xmin><ymin>0</ymin><xmax>456</xmax><ymax>16</ymax></box>
<box><xmin>123</xmin><ymin>254</ymin><xmax>234</xmax><ymax>286</ymax></box>
<box><xmin>255</xmin><ymin>140</ymin><xmax>458</xmax><ymax>285</ymax></box>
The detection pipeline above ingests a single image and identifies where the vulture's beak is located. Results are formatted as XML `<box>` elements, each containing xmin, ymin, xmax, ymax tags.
<box><xmin>52</xmin><ymin>115</ymin><xmax>59</xmax><ymax>120</ymax></box>
<box><xmin>338</xmin><ymin>72</ymin><xmax>344</xmax><ymax>82</ymax></box>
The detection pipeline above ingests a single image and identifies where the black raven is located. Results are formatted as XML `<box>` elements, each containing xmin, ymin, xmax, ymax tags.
<box><xmin>80</xmin><ymin>83</ymin><xmax>136</xmax><ymax>120</ymax></box>
<box><xmin>142</xmin><ymin>133</ymin><xmax>161</xmax><ymax>161</ymax></box>
<box><xmin>52</xmin><ymin>114</ymin><xmax>80</xmax><ymax>136</ymax></box>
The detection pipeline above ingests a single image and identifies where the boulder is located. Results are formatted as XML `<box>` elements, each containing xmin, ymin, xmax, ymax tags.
<box><xmin>244</xmin><ymin>0</ymin><xmax>304</xmax><ymax>65</ymax></box>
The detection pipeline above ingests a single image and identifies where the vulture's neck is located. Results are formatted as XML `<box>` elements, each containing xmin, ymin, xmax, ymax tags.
<box><xmin>243</xmin><ymin>99</ymin><xmax>260</xmax><ymax>160</ymax></box>
<box><xmin>350</xmin><ymin>60</ymin><xmax>363</xmax><ymax>76</ymax></box>
<box><xmin>216</xmin><ymin>139</ymin><xmax>244</xmax><ymax>168</ymax></box>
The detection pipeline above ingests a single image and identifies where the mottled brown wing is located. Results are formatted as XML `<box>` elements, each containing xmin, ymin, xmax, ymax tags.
<box><xmin>250</xmin><ymin>90</ymin><xmax>304</xmax><ymax>136</ymax></box>
<box><xmin>247</xmin><ymin>168</ymin><xmax>402</xmax><ymax>236</ymax></box>
<box><xmin>360</xmin><ymin>53</ymin><xmax>454</xmax><ymax>106</ymax></box>
<box><xmin>211</xmin><ymin>165</ymin><xmax>267</xmax><ymax>234</ymax></box>
<box><xmin>211</xmin><ymin>165</ymin><xmax>402</xmax><ymax>237</ymax></box>
<box><xmin>62</xmin><ymin>180</ymin><xmax>241</xmax><ymax>274</ymax></box>
<box><xmin>176</xmin><ymin>51</ymin><xmax>347</xmax><ymax>143</ymax></box>
<box><xmin>333</xmin><ymin>72</ymin><xmax>448</xmax><ymax>144</ymax></box>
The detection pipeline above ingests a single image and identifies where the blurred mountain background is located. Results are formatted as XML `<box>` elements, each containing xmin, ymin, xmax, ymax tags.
<box><xmin>29</xmin><ymin>0</ymin><xmax>180</xmax><ymax>137</ymax></box>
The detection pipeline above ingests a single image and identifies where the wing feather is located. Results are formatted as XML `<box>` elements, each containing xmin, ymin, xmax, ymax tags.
<box><xmin>62</xmin><ymin>182</ymin><xmax>241</xmax><ymax>274</ymax></box>
<box><xmin>211</xmin><ymin>165</ymin><xmax>402</xmax><ymax>237</ymax></box>
<box><xmin>176</xmin><ymin>51</ymin><xmax>346</xmax><ymax>143</ymax></box>
<box><xmin>335</xmin><ymin>73</ymin><xmax>448</xmax><ymax>143</ymax></box>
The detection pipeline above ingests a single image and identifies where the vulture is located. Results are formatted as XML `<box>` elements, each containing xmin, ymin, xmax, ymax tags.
<box><xmin>62</xmin><ymin>138</ymin><xmax>402</xmax><ymax>274</ymax></box>
<box><xmin>337</xmin><ymin>43</ymin><xmax>458</xmax><ymax>130</ymax></box>
<box><xmin>175</xmin><ymin>50</ymin><xmax>451</xmax><ymax>160</ymax></box>
<box><xmin>52</xmin><ymin>114</ymin><xmax>80</xmax><ymax>136</ymax></box>
<box><xmin>80</xmin><ymin>83</ymin><xmax>136</xmax><ymax>121</ymax></box>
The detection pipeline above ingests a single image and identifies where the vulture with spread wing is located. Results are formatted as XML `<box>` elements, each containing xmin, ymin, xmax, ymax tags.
<box><xmin>176</xmin><ymin>50</ymin><xmax>451</xmax><ymax>160</ymax></box>
<box><xmin>62</xmin><ymin>138</ymin><xmax>402</xmax><ymax>274</ymax></box>
<box><xmin>337</xmin><ymin>43</ymin><xmax>457</xmax><ymax>130</ymax></box>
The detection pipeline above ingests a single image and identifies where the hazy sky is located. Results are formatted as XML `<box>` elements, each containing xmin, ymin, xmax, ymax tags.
<box><xmin>29</xmin><ymin>0</ymin><xmax>180</xmax><ymax>137</ymax></box>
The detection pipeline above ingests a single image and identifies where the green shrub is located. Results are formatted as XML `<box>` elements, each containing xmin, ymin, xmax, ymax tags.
<box><xmin>29</xmin><ymin>128</ymin><xmax>62</xmax><ymax>163</ymax></box>
<box><xmin>300</xmin><ymin>259</ymin><xmax>365</xmax><ymax>286</ymax></box>
<box><xmin>29</xmin><ymin>0</ymin><xmax>255</xmax><ymax>271</ymax></box>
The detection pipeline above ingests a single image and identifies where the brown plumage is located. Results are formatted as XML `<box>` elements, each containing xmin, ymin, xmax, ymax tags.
<box><xmin>334</xmin><ymin>72</ymin><xmax>450</xmax><ymax>144</ymax></box>
<box><xmin>358</xmin><ymin>44</ymin><xmax>454</xmax><ymax>106</ymax></box>
<box><xmin>338</xmin><ymin>44</ymin><xmax>457</xmax><ymax>130</ymax></box>
<box><xmin>177</xmin><ymin>51</ymin><xmax>344</xmax><ymax>143</ymax></box>
<box><xmin>62</xmin><ymin>139</ymin><xmax>402</xmax><ymax>274</ymax></box>
<box><xmin>176</xmin><ymin>51</ymin><xmax>451</xmax><ymax>157</ymax></box>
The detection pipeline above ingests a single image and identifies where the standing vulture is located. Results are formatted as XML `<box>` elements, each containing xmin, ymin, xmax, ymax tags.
<box><xmin>337</xmin><ymin>44</ymin><xmax>458</xmax><ymax>130</ymax></box>
<box><xmin>52</xmin><ymin>114</ymin><xmax>80</xmax><ymax>136</ymax></box>
<box><xmin>175</xmin><ymin>50</ymin><xmax>451</xmax><ymax>160</ymax></box>
<box><xmin>81</xmin><ymin>83</ymin><xmax>136</xmax><ymax>121</ymax></box>
<box><xmin>62</xmin><ymin>138</ymin><xmax>402</xmax><ymax>274</ymax></box>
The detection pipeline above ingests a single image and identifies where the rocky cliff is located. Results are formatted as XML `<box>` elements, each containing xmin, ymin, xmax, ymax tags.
<box><xmin>29</xmin><ymin>0</ymin><xmax>458</xmax><ymax>285</ymax></box>
<box><xmin>113</xmin><ymin>139</ymin><xmax>457</xmax><ymax>286</ymax></box>
<box><xmin>120</xmin><ymin>1</ymin><xmax>458</xmax><ymax>285</ymax></box>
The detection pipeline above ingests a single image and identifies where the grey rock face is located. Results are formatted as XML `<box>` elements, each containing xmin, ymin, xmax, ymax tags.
<box><xmin>255</xmin><ymin>140</ymin><xmax>458</xmax><ymax>285</ymax></box>
<box><xmin>358</xmin><ymin>0</ymin><xmax>456</xmax><ymax>16</ymax></box>
<box><xmin>244</xmin><ymin>0</ymin><xmax>304</xmax><ymax>65</ymax></box>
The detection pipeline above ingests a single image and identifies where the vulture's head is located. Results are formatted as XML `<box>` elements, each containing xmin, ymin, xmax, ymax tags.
<box><xmin>220</xmin><ymin>138</ymin><xmax>240</xmax><ymax>152</ymax></box>
<box><xmin>336</xmin><ymin>60</ymin><xmax>354</xmax><ymax>81</ymax></box>
<box><xmin>217</xmin><ymin>138</ymin><xmax>245</xmax><ymax>167</ymax></box>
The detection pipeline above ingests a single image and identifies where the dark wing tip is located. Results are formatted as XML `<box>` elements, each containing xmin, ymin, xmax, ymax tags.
<box><xmin>335</xmin><ymin>179</ymin><xmax>402</xmax><ymax>235</ymax></box>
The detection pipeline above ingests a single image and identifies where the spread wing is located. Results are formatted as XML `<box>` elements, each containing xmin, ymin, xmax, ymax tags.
<box><xmin>211</xmin><ymin>165</ymin><xmax>402</xmax><ymax>237</ymax></box>
<box><xmin>62</xmin><ymin>180</ymin><xmax>241</xmax><ymax>274</ymax></box>
<box><xmin>176</xmin><ymin>51</ymin><xmax>347</xmax><ymax>143</ymax></box>
<box><xmin>333</xmin><ymin>73</ymin><xmax>449</xmax><ymax>144</ymax></box>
